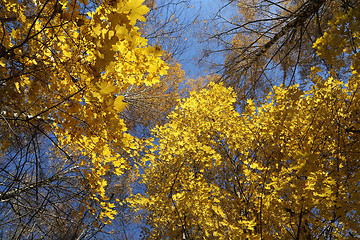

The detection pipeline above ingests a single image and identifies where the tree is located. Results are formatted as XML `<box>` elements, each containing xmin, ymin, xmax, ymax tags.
<box><xmin>132</xmin><ymin>5</ymin><xmax>360</xmax><ymax>239</ymax></box>
<box><xmin>0</xmin><ymin>0</ymin><xmax>167</xmax><ymax>237</ymax></box>
<box><xmin>201</xmin><ymin>0</ymin><xmax>358</xmax><ymax>104</ymax></box>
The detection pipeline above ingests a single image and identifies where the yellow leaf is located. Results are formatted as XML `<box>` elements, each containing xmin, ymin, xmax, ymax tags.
<box><xmin>114</xmin><ymin>95</ymin><xmax>127</xmax><ymax>112</ymax></box>
<box><xmin>99</xmin><ymin>82</ymin><xmax>117</xmax><ymax>95</ymax></box>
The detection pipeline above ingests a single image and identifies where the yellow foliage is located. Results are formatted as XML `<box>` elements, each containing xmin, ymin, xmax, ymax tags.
<box><xmin>0</xmin><ymin>0</ymin><xmax>167</xmax><ymax>222</ymax></box>
<box><xmin>131</xmin><ymin>6</ymin><xmax>360</xmax><ymax>239</ymax></box>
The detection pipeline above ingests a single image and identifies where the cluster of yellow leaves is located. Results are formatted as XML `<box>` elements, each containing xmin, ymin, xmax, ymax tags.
<box><xmin>131</xmin><ymin>6</ymin><xmax>360</xmax><ymax>239</ymax></box>
<box><xmin>313</xmin><ymin>6</ymin><xmax>360</xmax><ymax>78</ymax></box>
<box><xmin>131</xmin><ymin>83</ymin><xmax>239</xmax><ymax>238</ymax></box>
<box><xmin>0</xmin><ymin>0</ymin><xmax>167</xmax><ymax>222</ymax></box>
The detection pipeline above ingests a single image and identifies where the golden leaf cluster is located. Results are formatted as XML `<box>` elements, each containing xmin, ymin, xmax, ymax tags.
<box><xmin>0</xmin><ymin>0</ymin><xmax>167</xmax><ymax>222</ymax></box>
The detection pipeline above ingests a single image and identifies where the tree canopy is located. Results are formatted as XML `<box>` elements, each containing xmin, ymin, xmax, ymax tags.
<box><xmin>1</xmin><ymin>0</ymin><xmax>360</xmax><ymax>239</ymax></box>
<box><xmin>0</xmin><ymin>0</ymin><xmax>167</xmax><ymax>237</ymax></box>
<box><xmin>132</xmin><ymin>3</ymin><xmax>360</xmax><ymax>239</ymax></box>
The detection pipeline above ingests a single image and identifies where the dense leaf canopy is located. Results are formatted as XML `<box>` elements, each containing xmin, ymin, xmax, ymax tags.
<box><xmin>132</xmin><ymin>5</ymin><xmax>360</xmax><ymax>239</ymax></box>
<box><xmin>1</xmin><ymin>0</ymin><xmax>360</xmax><ymax>239</ymax></box>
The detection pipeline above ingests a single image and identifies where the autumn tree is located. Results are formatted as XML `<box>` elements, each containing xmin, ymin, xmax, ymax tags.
<box><xmin>0</xmin><ymin>0</ymin><xmax>167</xmax><ymax>238</ymax></box>
<box><xmin>132</xmin><ymin>5</ymin><xmax>360</xmax><ymax>239</ymax></box>
<box><xmin>201</xmin><ymin>0</ymin><xmax>359</xmax><ymax>104</ymax></box>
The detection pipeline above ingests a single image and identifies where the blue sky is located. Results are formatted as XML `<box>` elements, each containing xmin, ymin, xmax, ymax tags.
<box><xmin>178</xmin><ymin>0</ymin><xmax>233</xmax><ymax>78</ymax></box>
